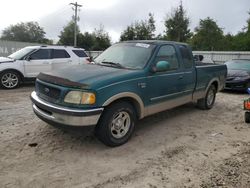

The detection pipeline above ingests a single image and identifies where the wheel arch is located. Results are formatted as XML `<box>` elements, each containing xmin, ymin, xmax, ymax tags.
<box><xmin>205</xmin><ymin>78</ymin><xmax>219</xmax><ymax>94</ymax></box>
<box><xmin>102</xmin><ymin>92</ymin><xmax>145</xmax><ymax>119</ymax></box>
<box><xmin>0</xmin><ymin>69</ymin><xmax>24</xmax><ymax>81</ymax></box>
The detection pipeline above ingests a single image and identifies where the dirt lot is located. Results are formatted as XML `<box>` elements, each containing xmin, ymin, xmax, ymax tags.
<box><xmin>1</xmin><ymin>85</ymin><xmax>250</xmax><ymax>188</ymax></box>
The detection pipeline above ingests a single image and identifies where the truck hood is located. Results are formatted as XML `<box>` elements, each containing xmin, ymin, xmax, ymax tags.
<box><xmin>38</xmin><ymin>64</ymin><xmax>143</xmax><ymax>89</ymax></box>
<box><xmin>0</xmin><ymin>57</ymin><xmax>14</xmax><ymax>63</ymax></box>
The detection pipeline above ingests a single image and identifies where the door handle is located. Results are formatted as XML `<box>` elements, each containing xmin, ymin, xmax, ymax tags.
<box><xmin>43</xmin><ymin>62</ymin><xmax>50</xmax><ymax>64</ymax></box>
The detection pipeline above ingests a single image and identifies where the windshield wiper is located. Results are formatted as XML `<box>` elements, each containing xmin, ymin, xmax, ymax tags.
<box><xmin>101</xmin><ymin>61</ymin><xmax>125</xmax><ymax>68</ymax></box>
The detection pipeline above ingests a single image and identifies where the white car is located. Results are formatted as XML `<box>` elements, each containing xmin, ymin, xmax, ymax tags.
<box><xmin>0</xmin><ymin>45</ymin><xmax>89</xmax><ymax>89</ymax></box>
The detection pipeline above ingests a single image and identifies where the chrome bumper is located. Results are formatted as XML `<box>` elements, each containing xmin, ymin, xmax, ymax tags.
<box><xmin>31</xmin><ymin>91</ymin><xmax>103</xmax><ymax>126</ymax></box>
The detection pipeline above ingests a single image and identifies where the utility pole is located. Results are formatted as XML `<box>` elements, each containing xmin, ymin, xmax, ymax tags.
<box><xmin>70</xmin><ymin>2</ymin><xmax>82</xmax><ymax>47</ymax></box>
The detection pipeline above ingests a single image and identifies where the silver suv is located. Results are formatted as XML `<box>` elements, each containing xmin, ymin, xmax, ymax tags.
<box><xmin>0</xmin><ymin>45</ymin><xmax>89</xmax><ymax>89</ymax></box>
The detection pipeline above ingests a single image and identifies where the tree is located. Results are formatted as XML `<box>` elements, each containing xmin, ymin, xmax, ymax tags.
<box><xmin>148</xmin><ymin>13</ymin><xmax>156</xmax><ymax>39</ymax></box>
<box><xmin>245</xmin><ymin>11</ymin><xmax>250</xmax><ymax>33</ymax></box>
<box><xmin>191</xmin><ymin>17</ymin><xmax>224</xmax><ymax>51</ymax></box>
<box><xmin>58</xmin><ymin>22</ymin><xmax>111</xmax><ymax>50</ymax></box>
<box><xmin>58</xmin><ymin>21</ymin><xmax>80</xmax><ymax>46</ymax></box>
<box><xmin>1</xmin><ymin>22</ymin><xmax>51</xmax><ymax>44</ymax></box>
<box><xmin>164</xmin><ymin>1</ymin><xmax>191</xmax><ymax>42</ymax></box>
<box><xmin>221</xmin><ymin>34</ymin><xmax>234</xmax><ymax>51</ymax></box>
<box><xmin>120</xmin><ymin>25</ymin><xmax>136</xmax><ymax>41</ymax></box>
<box><xmin>92</xmin><ymin>25</ymin><xmax>111</xmax><ymax>51</ymax></box>
<box><xmin>78</xmin><ymin>32</ymin><xmax>95</xmax><ymax>50</ymax></box>
<box><xmin>230</xmin><ymin>11</ymin><xmax>250</xmax><ymax>51</ymax></box>
<box><xmin>120</xmin><ymin>13</ymin><xmax>156</xmax><ymax>41</ymax></box>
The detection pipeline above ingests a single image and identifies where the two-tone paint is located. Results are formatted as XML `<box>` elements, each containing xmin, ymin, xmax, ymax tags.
<box><xmin>31</xmin><ymin>41</ymin><xmax>227</xmax><ymax>127</ymax></box>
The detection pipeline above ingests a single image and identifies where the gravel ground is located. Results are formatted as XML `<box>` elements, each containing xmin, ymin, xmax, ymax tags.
<box><xmin>0</xmin><ymin>85</ymin><xmax>250</xmax><ymax>188</ymax></box>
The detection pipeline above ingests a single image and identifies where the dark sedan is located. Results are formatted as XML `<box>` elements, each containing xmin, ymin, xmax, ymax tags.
<box><xmin>225</xmin><ymin>59</ymin><xmax>250</xmax><ymax>91</ymax></box>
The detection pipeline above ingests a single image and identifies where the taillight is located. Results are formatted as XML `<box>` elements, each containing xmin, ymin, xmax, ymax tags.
<box><xmin>244</xmin><ymin>99</ymin><xmax>250</xmax><ymax>110</ymax></box>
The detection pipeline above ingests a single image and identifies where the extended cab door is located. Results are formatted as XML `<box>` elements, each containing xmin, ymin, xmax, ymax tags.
<box><xmin>178</xmin><ymin>45</ymin><xmax>196</xmax><ymax>98</ymax></box>
<box><xmin>24</xmin><ymin>49</ymin><xmax>52</xmax><ymax>77</ymax></box>
<box><xmin>51</xmin><ymin>49</ymin><xmax>72</xmax><ymax>70</ymax></box>
<box><xmin>145</xmin><ymin>45</ymin><xmax>184</xmax><ymax>112</ymax></box>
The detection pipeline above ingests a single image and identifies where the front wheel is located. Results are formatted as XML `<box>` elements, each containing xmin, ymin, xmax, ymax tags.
<box><xmin>95</xmin><ymin>102</ymin><xmax>136</xmax><ymax>147</ymax></box>
<box><xmin>197</xmin><ymin>85</ymin><xmax>216</xmax><ymax>110</ymax></box>
<box><xmin>0</xmin><ymin>71</ymin><xmax>21</xmax><ymax>89</ymax></box>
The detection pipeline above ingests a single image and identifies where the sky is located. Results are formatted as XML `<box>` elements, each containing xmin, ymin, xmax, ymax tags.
<box><xmin>0</xmin><ymin>0</ymin><xmax>249</xmax><ymax>43</ymax></box>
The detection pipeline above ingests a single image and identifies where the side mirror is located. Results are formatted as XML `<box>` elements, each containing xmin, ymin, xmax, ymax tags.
<box><xmin>152</xmin><ymin>61</ymin><xmax>170</xmax><ymax>72</ymax></box>
<box><xmin>25</xmin><ymin>56</ymin><xmax>31</xmax><ymax>61</ymax></box>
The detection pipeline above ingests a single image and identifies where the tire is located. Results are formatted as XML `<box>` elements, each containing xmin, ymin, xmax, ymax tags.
<box><xmin>95</xmin><ymin>102</ymin><xmax>136</xmax><ymax>147</ymax></box>
<box><xmin>0</xmin><ymin>70</ymin><xmax>21</xmax><ymax>89</ymax></box>
<box><xmin>245</xmin><ymin>112</ymin><xmax>250</xmax><ymax>123</ymax></box>
<box><xmin>197</xmin><ymin>85</ymin><xmax>216</xmax><ymax>110</ymax></box>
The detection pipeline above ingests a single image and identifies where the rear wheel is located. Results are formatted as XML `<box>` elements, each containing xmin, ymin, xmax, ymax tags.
<box><xmin>95</xmin><ymin>102</ymin><xmax>136</xmax><ymax>147</ymax></box>
<box><xmin>0</xmin><ymin>71</ymin><xmax>21</xmax><ymax>89</ymax></box>
<box><xmin>197</xmin><ymin>85</ymin><xmax>216</xmax><ymax>110</ymax></box>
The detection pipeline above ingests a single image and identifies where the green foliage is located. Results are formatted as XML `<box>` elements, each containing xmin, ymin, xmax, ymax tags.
<box><xmin>230</xmin><ymin>12</ymin><xmax>250</xmax><ymax>51</ymax></box>
<box><xmin>92</xmin><ymin>25</ymin><xmax>111</xmax><ymax>51</ymax></box>
<box><xmin>58</xmin><ymin>22</ymin><xmax>111</xmax><ymax>50</ymax></box>
<box><xmin>120</xmin><ymin>25</ymin><xmax>136</xmax><ymax>41</ymax></box>
<box><xmin>164</xmin><ymin>2</ymin><xmax>191</xmax><ymax>42</ymax></box>
<box><xmin>58</xmin><ymin>21</ymin><xmax>79</xmax><ymax>46</ymax></box>
<box><xmin>1</xmin><ymin>22</ymin><xmax>51</xmax><ymax>44</ymax></box>
<box><xmin>120</xmin><ymin>13</ymin><xmax>156</xmax><ymax>41</ymax></box>
<box><xmin>191</xmin><ymin>17</ymin><xmax>224</xmax><ymax>50</ymax></box>
<box><xmin>78</xmin><ymin>32</ymin><xmax>95</xmax><ymax>50</ymax></box>
<box><xmin>190</xmin><ymin>12</ymin><xmax>250</xmax><ymax>51</ymax></box>
<box><xmin>231</xmin><ymin>32</ymin><xmax>250</xmax><ymax>51</ymax></box>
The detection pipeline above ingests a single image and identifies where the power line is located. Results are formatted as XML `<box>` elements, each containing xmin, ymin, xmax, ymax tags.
<box><xmin>70</xmin><ymin>2</ymin><xmax>82</xmax><ymax>47</ymax></box>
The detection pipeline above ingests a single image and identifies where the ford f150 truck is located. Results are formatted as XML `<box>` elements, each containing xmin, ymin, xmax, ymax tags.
<box><xmin>30</xmin><ymin>41</ymin><xmax>227</xmax><ymax>147</ymax></box>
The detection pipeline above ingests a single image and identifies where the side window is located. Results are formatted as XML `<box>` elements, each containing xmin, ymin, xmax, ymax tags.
<box><xmin>53</xmin><ymin>49</ymin><xmax>70</xmax><ymax>59</ymax></box>
<box><xmin>29</xmin><ymin>49</ymin><xmax>51</xmax><ymax>60</ymax></box>
<box><xmin>180</xmin><ymin>45</ymin><xmax>193</xmax><ymax>69</ymax></box>
<box><xmin>155</xmin><ymin>45</ymin><xmax>179</xmax><ymax>71</ymax></box>
<box><xmin>72</xmin><ymin>50</ymin><xmax>88</xmax><ymax>57</ymax></box>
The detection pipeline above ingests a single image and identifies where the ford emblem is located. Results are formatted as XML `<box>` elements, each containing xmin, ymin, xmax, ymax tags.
<box><xmin>44</xmin><ymin>87</ymin><xmax>50</xmax><ymax>93</ymax></box>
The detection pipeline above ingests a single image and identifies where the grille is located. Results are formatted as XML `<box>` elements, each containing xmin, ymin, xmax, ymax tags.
<box><xmin>36</xmin><ymin>82</ymin><xmax>61</xmax><ymax>101</ymax></box>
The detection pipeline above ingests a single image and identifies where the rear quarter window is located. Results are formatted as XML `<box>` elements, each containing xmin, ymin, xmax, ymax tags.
<box><xmin>53</xmin><ymin>49</ymin><xmax>70</xmax><ymax>59</ymax></box>
<box><xmin>179</xmin><ymin>45</ymin><xmax>193</xmax><ymax>69</ymax></box>
<box><xmin>72</xmin><ymin>50</ymin><xmax>88</xmax><ymax>57</ymax></box>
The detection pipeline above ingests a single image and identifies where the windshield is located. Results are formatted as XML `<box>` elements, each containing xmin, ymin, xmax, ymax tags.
<box><xmin>225</xmin><ymin>60</ymin><xmax>250</xmax><ymax>70</ymax></box>
<box><xmin>94</xmin><ymin>42</ymin><xmax>155</xmax><ymax>69</ymax></box>
<box><xmin>8</xmin><ymin>47</ymin><xmax>36</xmax><ymax>60</ymax></box>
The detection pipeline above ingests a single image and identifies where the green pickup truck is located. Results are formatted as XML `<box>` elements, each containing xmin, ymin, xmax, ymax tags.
<box><xmin>31</xmin><ymin>41</ymin><xmax>227</xmax><ymax>146</ymax></box>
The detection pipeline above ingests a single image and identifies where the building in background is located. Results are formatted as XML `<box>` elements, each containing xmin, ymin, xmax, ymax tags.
<box><xmin>0</xmin><ymin>40</ymin><xmax>40</xmax><ymax>57</ymax></box>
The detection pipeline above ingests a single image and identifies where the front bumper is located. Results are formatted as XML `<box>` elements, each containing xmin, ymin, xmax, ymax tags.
<box><xmin>30</xmin><ymin>91</ymin><xmax>103</xmax><ymax>126</ymax></box>
<box><xmin>225</xmin><ymin>80</ymin><xmax>249</xmax><ymax>91</ymax></box>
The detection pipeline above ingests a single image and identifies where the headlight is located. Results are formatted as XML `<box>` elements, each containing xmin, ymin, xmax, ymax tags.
<box><xmin>64</xmin><ymin>91</ymin><xmax>96</xmax><ymax>104</ymax></box>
